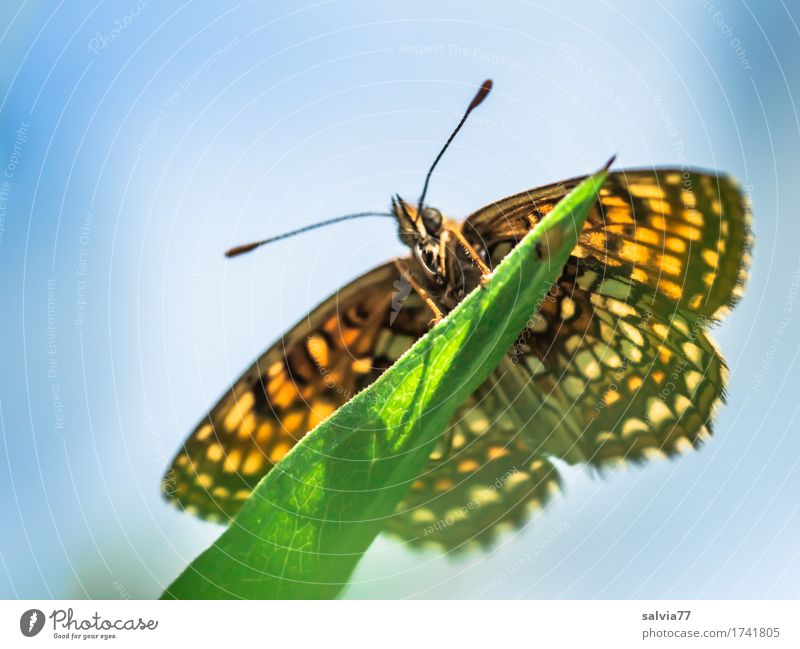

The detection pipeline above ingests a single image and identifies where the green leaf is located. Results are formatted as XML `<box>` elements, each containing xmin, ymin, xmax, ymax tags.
<box><xmin>162</xmin><ymin>164</ymin><xmax>610</xmax><ymax>599</ymax></box>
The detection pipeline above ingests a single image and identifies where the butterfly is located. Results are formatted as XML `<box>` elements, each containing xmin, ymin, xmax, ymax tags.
<box><xmin>162</xmin><ymin>80</ymin><xmax>752</xmax><ymax>551</ymax></box>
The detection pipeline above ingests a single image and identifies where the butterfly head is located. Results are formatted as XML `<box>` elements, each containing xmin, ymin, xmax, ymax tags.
<box><xmin>393</xmin><ymin>195</ymin><xmax>445</xmax><ymax>281</ymax></box>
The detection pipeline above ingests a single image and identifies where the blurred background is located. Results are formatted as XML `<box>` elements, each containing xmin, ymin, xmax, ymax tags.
<box><xmin>1</xmin><ymin>0</ymin><xmax>798</xmax><ymax>599</ymax></box>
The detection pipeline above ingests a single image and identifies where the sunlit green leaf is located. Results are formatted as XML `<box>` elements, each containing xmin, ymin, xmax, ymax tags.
<box><xmin>162</xmin><ymin>164</ymin><xmax>610</xmax><ymax>599</ymax></box>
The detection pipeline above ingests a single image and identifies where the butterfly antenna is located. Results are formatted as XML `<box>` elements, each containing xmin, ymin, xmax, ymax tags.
<box><xmin>417</xmin><ymin>79</ymin><xmax>493</xmax><ymax>213</ymax></box>
<box><xmin>225</xmin><ymin>211</ymin><xmax>393</xmax><ymax>258</ymax></box>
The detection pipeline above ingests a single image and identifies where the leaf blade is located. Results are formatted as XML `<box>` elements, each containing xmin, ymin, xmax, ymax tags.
<box><xmin>162</xmin><ymin>166</ymin><xmax>610</xmax><ymax>599</ymax></box>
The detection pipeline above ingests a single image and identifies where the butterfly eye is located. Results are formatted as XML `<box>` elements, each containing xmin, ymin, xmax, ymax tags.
<box><xmin>420</xmin><ymin>208</ymin><xmax>443</xmax><ymax>235</ymax></box>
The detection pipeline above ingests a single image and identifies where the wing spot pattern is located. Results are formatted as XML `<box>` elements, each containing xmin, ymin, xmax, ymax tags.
<box><xmin>223</xmin><ymin>392</ymin><xmax>254</xmax><ymax>431</ymax></box>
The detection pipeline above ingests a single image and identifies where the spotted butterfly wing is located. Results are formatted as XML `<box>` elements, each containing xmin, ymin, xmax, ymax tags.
<box><xmin>165</xmin><ymin>262</ymin><xmax>561</xmax><ymax>541</ymax></box>
<box><xmin>461</xmin><ymin>168</ymin><xmax>750</xmax><ymax>469</ymax></box>
<box><xmin>163</xmin><ymin>262</ymin><xmax>431</xmax><ymax>520</ymax></box>
<box><xmin>465</xmin><ymin>169</ymin><xmax>751</xmax><ymax>317</ymax></box>
<box><xmin>489</xmin><ymin>259</ymin><xmax>726</xmax><ymax>466</ymax></box>
<box><xmin>383</xmin><ymin>393</ymin><xmax>562</xmax><ymax>551</ymax></box>
<box><xmin>384</xmin><ymin>266</ymin><xmax>727</xmax><ymax>550</ymax></box>
<box><xmin>383</xmin><ymin>168</ymin><xmax>750</xmax><ymax>549</ymax></box>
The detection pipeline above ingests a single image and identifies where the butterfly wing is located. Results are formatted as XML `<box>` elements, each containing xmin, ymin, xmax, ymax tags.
<box><xmin>379</xmin><ymin>169</ymin><xmax>751</xmax><ymax>549</ymax></box>
<box><xmin>387</xmin><ymin>258</ymin><xmax>727</xmax><ymax>551</ymax></box>
<box><xmin>464</xmin><ymin>168</ymin><xmax>752</xmax><ymax>318</ymax></box>
<box><xmin>502</xmin><ymin>259</ymin><xmax>727</xmax><ymax>466</ymax></box>
<box><xmin>384</xmin><ymin>394</ymin><xmax>562</xmax><ymax>551</ymax></box>
<box><xmin>459</xmin><ymin>168</ymin><xmax>749</xmax><ymax>466</ymax></box>
<box><xmin>383</xmin><ymin>257</ymin><xmax>733</xmax><ymax>550</ymax></box>
<box><xmin>163</xmin><ymin>261</ymin><xmax>432</xmax><ymax>521</ymax></box>
<box><xmin>166</xmin><ymin>256</ymin><xmax>560</xmax><ymax>549</ymax></box>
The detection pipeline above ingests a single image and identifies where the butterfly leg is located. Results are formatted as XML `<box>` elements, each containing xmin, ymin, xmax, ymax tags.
<box><xmin>449</xmin><ymin>228</ymin><xmax>492</xmax><ymax>286</ymax></box>
<box><xmin>393</xmin><ymin>259</ymin><xmax>444</xmax><ymax>325</ymax></box>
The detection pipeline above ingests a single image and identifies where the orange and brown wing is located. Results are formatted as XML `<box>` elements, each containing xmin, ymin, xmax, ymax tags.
<box><xmin>382</xmin><ymin>257</ymin><xmax>731</xmax><ymax>551</ymax></box>
<box><xmin>464</xmin><ymin>168</ymin><xmax>752</xmax><ymax>318</ymax></box>
<box><xmin>384</xmin><ymin>169</ymin><xmax>751</xmax><ymax>549</ymax></box>
<box><xmin>500</xmin><ymin>258</ymin><xmax>728</xmax><ymax>467</ymax></box>
<box><xmin>162</xmin><ymin>262</ymin><xmax>432</xmax><ymax>521</ymax></box>
<box><xmin>384</xmin><ymin>393</ymin><xmax>562</xmax><ymax>552</ymax></box>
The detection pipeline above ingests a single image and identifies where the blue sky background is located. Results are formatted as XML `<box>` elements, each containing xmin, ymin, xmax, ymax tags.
<box><xmin>1</xmin><ymin>0</ymin><xmax>799</xmax><ymax>599</ymax></box>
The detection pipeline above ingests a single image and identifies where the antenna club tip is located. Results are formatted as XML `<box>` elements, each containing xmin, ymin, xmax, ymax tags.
<box><xmin>225</xmin><ymin>242</ymin><xmax>261</xmax><ymax>258</ymax></box>
<box><xmin>604</xmin><ymin>153</ymin><xmax>617</xmax><ymax>170</ymax></box>
<box><xmin>469</xmin><ymin>79</ymin><xmax>493</xmax><ymax>111</ymax></box>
